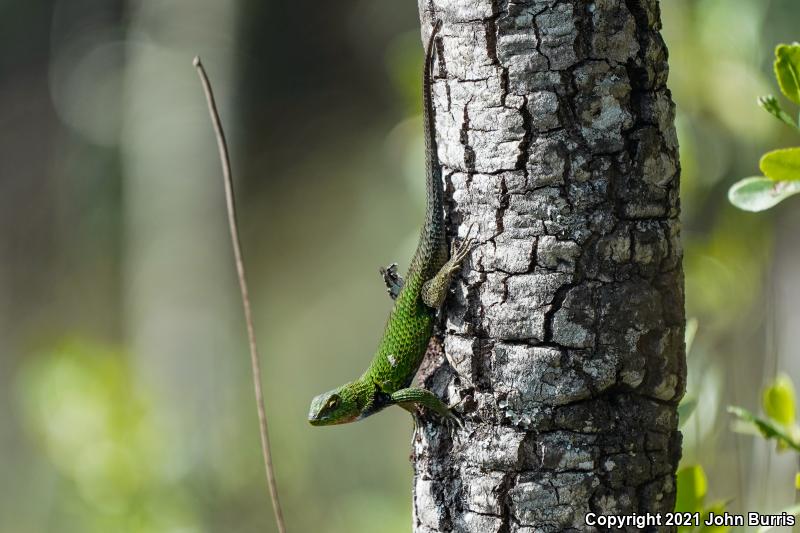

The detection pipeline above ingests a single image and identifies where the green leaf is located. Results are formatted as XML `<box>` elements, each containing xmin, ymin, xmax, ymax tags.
<box><xmin>728</xmin><ymin>406</ymin><xmax>800</xmax><ymax>452</ymax></box>
<box><xmin>758</xmin><ymin>95</ymin><xmax>799</xmax><ymax>128</ymax></box>
<box><xmin>757</xmin><ymin>502</ymin><xmax>800</xmax><ymax>533</ymax></box>
<box><xmin>774</xmin><ymin>43</ymin><xmax>800</xmax><ymax>104</ymax></box>
<box><xmin>675</xmin><ymin>465</ymin><xmax>707</xmax><ymax>514</ymax></box>
<box><xmin>795</xmin><ymin>472</ymin><xmax>800</xmax><ymax>491</ymax></box>
<box><xmin>763</xmin><ymin>374</ymin><xmax>796</xmax><ymax>427</ymax></box>
<box><xmin>679</xmin><ymin>396</ymin><xmax>698</xmax><ymax>428</ymax></box>
<box><xmin>760</xmin><ymin>148</ymin><xmax>800</xmax><ymax>181</ymax></box>
<box><xmin>728</xmin><ymin>176</ymin><xmax>800</xmax><ymax>212</ymax></box>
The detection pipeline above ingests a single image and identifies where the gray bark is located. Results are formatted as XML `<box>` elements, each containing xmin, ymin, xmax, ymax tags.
<box><xmin>413</xmin><ymin>1</ymin><xmax>685</xmax><ymax>532</ymax></box>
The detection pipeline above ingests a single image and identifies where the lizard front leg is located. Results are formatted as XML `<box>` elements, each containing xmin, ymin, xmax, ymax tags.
<box><xmin>379</xmin><ymin>262</ymin><xmax>404</xmax><ymax>300</ymax></box>
<box><xmin>421</xmin><ymin>235</ymin><xmax>475</xmax><ymax>308</ymax></box>
<box><xmin>391</xmin><ymin>387</ymin><xmax>461</xmax><ymax>427</ymax></box>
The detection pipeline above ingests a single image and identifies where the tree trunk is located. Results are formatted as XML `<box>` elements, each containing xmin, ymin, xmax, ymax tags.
<box><xmin>413</xmin><ymin>1</ymin><xmax>685</xmax><ymax>532</ymax></box>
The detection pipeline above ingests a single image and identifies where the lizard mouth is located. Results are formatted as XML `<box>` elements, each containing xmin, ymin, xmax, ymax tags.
<box><xmin>308</xmin><ymin>415</ymin><xmax>357</xmax><ymax>426</ymax></box>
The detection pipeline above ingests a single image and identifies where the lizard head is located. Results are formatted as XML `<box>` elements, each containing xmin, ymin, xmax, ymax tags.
<box><xmin>308</xmin><ymin>384</ymin><xmax>361</xmax><ymax>426</ymax></box>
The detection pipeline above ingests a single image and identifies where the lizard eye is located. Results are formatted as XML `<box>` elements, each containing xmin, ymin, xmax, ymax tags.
<box><xmin>325</xmin><ymin>395</ymin><xmax>340</xmax><ymax>411</ymax></box>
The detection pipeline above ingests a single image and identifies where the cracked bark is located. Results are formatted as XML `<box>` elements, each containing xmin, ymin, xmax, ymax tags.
<box><xmin>413</xmin><ymin>1</ymin><xmax>684</xmax><ymax>532</ymax></box>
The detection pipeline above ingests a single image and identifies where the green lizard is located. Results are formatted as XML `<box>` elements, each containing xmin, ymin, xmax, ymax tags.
<box><xmin>308</xmin><ymin>20</ymin><xmax>474</xmax><ymax>427</ymax></box>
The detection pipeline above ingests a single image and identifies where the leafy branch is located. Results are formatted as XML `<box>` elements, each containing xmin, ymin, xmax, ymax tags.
<box><xmin>729</xmin><ymin>43</ymin><xmax>800</xmax><ymax>211</ymax></box>
<box><xmin>729</xmin><ymin>373</ymin><xmax>800</xmax><ymax>452</ymax></box>
<box><xmin>726</xmin><ymin>374</ymin><xmax>800</xmax><ymax>530</ymax></box>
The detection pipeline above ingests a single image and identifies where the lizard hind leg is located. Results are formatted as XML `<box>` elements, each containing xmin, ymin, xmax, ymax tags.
<box><xmin>421</xmin><ymin>233</ymin><xmax>476</xmax><ymax>309</ymax></box>
<box><xmin>379</xmin><ymin>262</ymin><xmax>404</xmax><ymax>300</ymax></box>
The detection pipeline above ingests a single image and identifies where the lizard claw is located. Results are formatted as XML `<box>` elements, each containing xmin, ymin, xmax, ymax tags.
<box><xmin>441</xmin><ymin>408</ymin><xmax>464</xmax><ymax>431</ymax></box>
<box><xmin>450</xmin><ymin>224</ymin><xmax>478</xmax><ymax>266</ymax></box>
<box><xmin>411</xmin><ymin>404</ymin><xmax>463</xmax><ymax>431</ymax></box>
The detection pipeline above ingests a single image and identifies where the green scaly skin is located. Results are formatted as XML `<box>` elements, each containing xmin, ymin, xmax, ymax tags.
<box><xmin>308</xmin><ymin>21</ymin><xmax>473</xmax><ymax>427</ymax></box>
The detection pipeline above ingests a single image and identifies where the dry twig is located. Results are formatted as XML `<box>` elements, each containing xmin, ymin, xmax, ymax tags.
<box><xmin>193</xmin><ymin>56</ymin><xmax>287</xmax><ymax>533</ymax></box>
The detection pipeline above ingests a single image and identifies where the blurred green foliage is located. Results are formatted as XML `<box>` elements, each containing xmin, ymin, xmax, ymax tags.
<box><xmin>675</xmin><ymin>464</ymin><xmax>731</xmax><ymax>533</ymax></box>
<box><xmin>730</xmin><ymin>374</ymin><xmax>800</xmax><ymax>453</ymax></box>
<box><xmin>729</xmin><ymin>42</ymin><xmax>800</xmax><ymax>210</ymax></box>
<box><xmin>16</xmin><ymin>340</ymin><xmax>199</xmax><ymax>532</ymax></box>
<box><xmin>726</xmin><ymin>374</ymin><xmax>800</xmax><ymax>529</ymax></box>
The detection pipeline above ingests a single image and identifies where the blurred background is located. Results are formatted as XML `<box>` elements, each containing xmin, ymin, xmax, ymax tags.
<box><xmin>1</xmin><ymin>0</ymin><xmax>799</xmax><ymax>531</ymax></box>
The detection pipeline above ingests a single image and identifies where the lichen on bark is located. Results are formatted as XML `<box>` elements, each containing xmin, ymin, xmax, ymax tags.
<box><xmin>412</xmin><ymin>1</ymin><xmax>685</xmax><ymax>531</ymax></box>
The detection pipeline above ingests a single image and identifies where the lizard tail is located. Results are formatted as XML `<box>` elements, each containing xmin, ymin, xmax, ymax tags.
<box><xmin>413</xmin><ymin>19</ymin><xmax>447</xmax><ymax>275</ymax></box>
<box><xmin>423</xmin><ymin>20</ymin><xmax>442</xmax><ymax>174</ymax></box>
